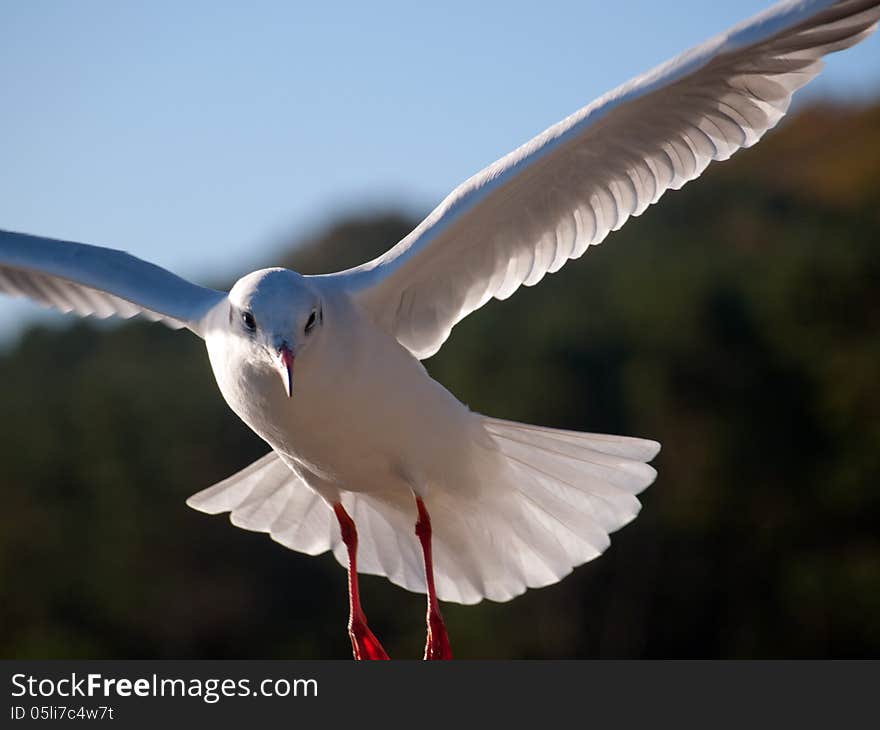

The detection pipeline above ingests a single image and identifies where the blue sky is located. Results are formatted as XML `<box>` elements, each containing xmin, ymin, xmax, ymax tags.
<box><xmin>1</xmin><ymin>0</ymin><xmax>879</xmax><ymax>342</ymax></box>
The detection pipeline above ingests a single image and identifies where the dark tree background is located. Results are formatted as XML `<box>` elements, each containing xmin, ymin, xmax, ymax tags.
<box><xmin>2</xmin><ymin>101</ymin><xmax>878</xmax><ymax>659</ymax></box>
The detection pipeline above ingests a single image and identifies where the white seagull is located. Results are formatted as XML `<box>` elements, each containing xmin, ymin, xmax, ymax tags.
<box><xmin>1</xmin><ymin>0</ymin><xmax>878</xmax><ymax>660</ymax></box>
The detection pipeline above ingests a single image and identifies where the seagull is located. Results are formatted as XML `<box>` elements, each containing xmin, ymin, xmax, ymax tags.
<box><xmin>1</xmin><ymin>0</ymin><xmax>878</xmax><ymax>660</ymax></box>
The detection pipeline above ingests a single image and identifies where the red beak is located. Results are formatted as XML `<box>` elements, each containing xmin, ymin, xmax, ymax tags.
<box><xmin>277</xmin><ymin>345</ymin><xmax>295</xmax><ymax>398</ymax></box>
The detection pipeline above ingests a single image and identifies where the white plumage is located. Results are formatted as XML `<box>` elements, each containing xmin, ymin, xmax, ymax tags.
<box><xmin>187</xmin><ymin>420</ymin><xmax>658</xmax><ymax>604</ymax></box>
<box><xmin>0</xmin><ymin>230</ymin><xmax>223</xmax><ymax>332</ymax></box>
<box><xmin>0</xmin><ymin>0</ymin><xmax>877</xmax><ymax>609</ymax></box>
<box><xmin>343</xmin><ymin>0</ymin><xmax>880</xmax><ymax>360</ymax></box>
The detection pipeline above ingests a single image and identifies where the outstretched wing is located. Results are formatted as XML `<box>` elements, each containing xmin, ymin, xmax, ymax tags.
<box><xmin>0</xmin><ymin>230</ymin><xmax>225</xmax><ymax>336</ymax></box>
<box><xmin>334</xmin><ymin>0</ymin><xmax>880</xmax><ymax>359</ymax></box>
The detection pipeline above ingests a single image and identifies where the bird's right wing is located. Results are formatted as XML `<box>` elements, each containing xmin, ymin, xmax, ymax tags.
<box><xmin>0</xmin><ymin>230</ymin><xmax>226</xmax><ymax>336</ymax></box>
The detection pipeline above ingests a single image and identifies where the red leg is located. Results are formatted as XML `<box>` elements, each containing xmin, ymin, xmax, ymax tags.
<box><xmin>333</xmin><ymin>502</ymin><xmax>389</xmax><ymax>660</ymax></box>
<box><xmin>415</xmin><ymin>496</ymin><xmax>452</xmax><ymax>660</ymax></box>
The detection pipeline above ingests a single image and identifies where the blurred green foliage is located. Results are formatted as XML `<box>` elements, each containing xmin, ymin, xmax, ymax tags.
<box><xmin>1</xmin><ymin>102</ymin><xmax>879</xmax><ymax>658</ymax></box>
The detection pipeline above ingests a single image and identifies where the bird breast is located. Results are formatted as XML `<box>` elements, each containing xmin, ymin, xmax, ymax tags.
<box><xmin>206</xmin><ymin>296</ymin><xmax>483</xmax><ymax>497</ymax></box>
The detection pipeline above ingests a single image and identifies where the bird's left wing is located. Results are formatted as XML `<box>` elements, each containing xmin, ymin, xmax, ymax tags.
<box><xmin>331</xmin><ymin>0</ymin><xmax>880</xmax><ymax>359</ymax></box>
<box><xmin>0</xmin><ymin>230</ymin><xmax>226</xmax><ymax>336</ymax></box>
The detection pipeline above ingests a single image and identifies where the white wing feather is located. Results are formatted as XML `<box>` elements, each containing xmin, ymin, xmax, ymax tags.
<box><xmin>335</xmin><ymin>0</ymin><xmax>880</xmax><ymax>359</ymax></box>
<box><xmin>0</xmin><ymin>230</ymin><xmax>225</xmax><ymax>336</ymax></box>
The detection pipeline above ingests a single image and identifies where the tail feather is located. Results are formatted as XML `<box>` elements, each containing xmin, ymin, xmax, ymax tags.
<box><xmin>186</xmin><ymin>453</ymin><xmax>336</xmax><ymax>556</ymax></box>
<box><xmin>185</xmin><ymin>417</ymin><xmax>660</xmax><ymax>605</ymax></box>
<box><xmin>483</xmin><ymin>416</ymin><xmax>661</xmax><ymax>464</ymax></box>
<box><xmin>427</xmin><ymin>417</ymin><xmax>660</xmax><ymax>603</ymax></box>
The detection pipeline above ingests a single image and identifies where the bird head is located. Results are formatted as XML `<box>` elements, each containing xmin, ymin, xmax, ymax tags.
<box><xmin>226</xmin><ymin>268</ymin><xmax>323</xmax><ymax>397</ymax></box>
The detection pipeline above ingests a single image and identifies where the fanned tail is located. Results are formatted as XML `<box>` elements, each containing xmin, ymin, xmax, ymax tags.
<box><xmin>185</xmin><ymin>417</ymin><xmax>660</xmax><ymax>605</ymax></box>
<box><xmin>404</xmin><ymin>416</ymin><xmax>660</xmax><ymax>603</ymax></box>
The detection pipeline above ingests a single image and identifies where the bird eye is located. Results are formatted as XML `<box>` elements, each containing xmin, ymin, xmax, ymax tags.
<box><xmin>304</xmin><ymin>310</ymin><xmax>317</xmax><ymax>335</ymax></box>
<box><xmin>241</xmin><ymin>311</ymin><xmax>257</xmax><ymax>331</ymax></box>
